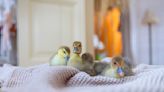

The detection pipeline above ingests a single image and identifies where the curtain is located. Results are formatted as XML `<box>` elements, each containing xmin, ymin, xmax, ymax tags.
<box><xmin>100</xmin><ymin>7</ymin><xmax>122</xmax><ymax>57</ymax></box>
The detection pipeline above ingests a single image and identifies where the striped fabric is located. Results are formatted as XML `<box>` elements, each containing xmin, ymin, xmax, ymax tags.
<box><xmin>1</xmin><ymin>64</ymin><xmax>164</xmax><ymax>92</ymax></box>
<box><xmin>4</xmin><ymin>68</ymin><xmax>33</xmax><ymax>88</ymax></box>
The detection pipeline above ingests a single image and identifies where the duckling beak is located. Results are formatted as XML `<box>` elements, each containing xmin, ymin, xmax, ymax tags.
<box><xmin>65</xmin><ymin>56</ymin><xmax>70</xmax><ymax>61</ymax></box>
<box><xmin>73</xmin><ymin>47</ymin><xmax>78</xmax><ymax>52</ymax></box>
<box><xmin>117</xmin><ymin>67</ymin><xmax>124</xmax><ymax>77</ymax></box>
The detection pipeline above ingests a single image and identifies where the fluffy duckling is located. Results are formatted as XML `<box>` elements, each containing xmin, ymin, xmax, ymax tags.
<box><xmin>101</xmin><ymin>56</ymin><xmax>125</xmax><ymax>78</ymax></box>
<box><xmin>50</xmin><ymin>46</ymin><xmax>70</xmax><ymax>66</ymax></box>
<box><xmin>67</xmin><ymin>41</ymin><xmax>83</xmax><ymax>70</ymax></box>
<box><xmin>120</xmin><ymin>57</ymin><xmax>134</xmax><ymax>76</ymax></box>
<box><xmin>93</xmin><ymin>62</ymin><xmax>109</xmax><ymax>76</ymax></box>
<box><xmin>81</xmin><ymin>52</ymin><xmax>96</xmax><ymax>76</ymax></box>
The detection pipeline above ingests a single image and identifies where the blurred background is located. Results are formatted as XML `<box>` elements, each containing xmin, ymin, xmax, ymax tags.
<box><xmin>0</xmin><ymin>0</ymin><xmax>17</xmax><ymax>66</ymax></box>
<box><xmin>0</xmin><ymin>0</ymin><xmax>164</xmax><ymax>66</ymax></box>
<box><xmin>93</xmin><ymin>0</ymin><xmax>131</xmax><ymax>60</ymax></box>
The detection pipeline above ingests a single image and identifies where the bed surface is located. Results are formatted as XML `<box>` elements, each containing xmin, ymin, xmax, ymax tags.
<box><xmin>0</xmin><ymin>64</ymin><xmax>164</xmax><ymax>92</ymax></box>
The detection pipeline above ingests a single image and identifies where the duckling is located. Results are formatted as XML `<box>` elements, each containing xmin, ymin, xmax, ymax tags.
<box><xmin>121</xmin><ymin>57</ymin><xmax>134</xmax><ymax>76</ymax></box>
<box><xmin>93</xmin><ymin>62</ymin><xmax>109</xmax><ymax>75</ymax></box>
<box><xmin>67</xmin><ymin>41</ymin><xmax>83</xmax><ymax>70</ymax></box>
<box><xmin>50</xmin><ymin>46</ymin><xmax>70</xmax><ymax>66</ymax></box>
<box><xmin>81</xmin><ymin>52</ymin><xmax>96</xmax><ymax>76</ymax></box>
<box><xmin>101</xmin><ymin>56</ymin><xmax>125</xmax><ymax>78</ymax></box>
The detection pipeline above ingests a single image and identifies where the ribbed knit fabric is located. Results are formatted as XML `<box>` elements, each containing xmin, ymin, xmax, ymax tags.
<box><xmin>1</xmin><ymin>64</ymin><xmax>164</xmax><ymax>92</ymax></box>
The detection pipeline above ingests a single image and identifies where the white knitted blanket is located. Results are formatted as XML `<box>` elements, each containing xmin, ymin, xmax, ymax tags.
<box><xmin>1</xmin><ymin>64</ymin><xmax>164</xmax><ymax>92</ymax></box>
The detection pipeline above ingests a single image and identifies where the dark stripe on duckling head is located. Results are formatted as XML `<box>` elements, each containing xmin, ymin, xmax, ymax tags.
<box><xmin>73</xmin><ymin>41</ymin><xmax>82</xmax><ymax>54</ymax></box>
<box><xmin>59</xmin><ymin>46</ymin><xmax>70</xmax><ymax>54</ymax></box>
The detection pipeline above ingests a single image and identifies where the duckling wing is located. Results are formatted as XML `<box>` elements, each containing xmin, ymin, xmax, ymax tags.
<box><xmin>93</xmin><ymin>62</ymin><xmax>108</xmax><ymax>75</ymax></box>
<box><xmin>81</xmin><ymin>62</ymin><xmax>96</xmax><ymax>76</ymax></box>
<box><xmin>123</xmin><ymin>64</ymin><xmax>133</xmax><ymax>76</ymax></box>
<box><xmin>123</xmin><ymin>58</ymin><xmax>134</xmax><ymax>76</ymax></box>
<box><xmin>102</xmin><ymin>66</ymin><xmax>120</xmax><ymax>78</ymax></box>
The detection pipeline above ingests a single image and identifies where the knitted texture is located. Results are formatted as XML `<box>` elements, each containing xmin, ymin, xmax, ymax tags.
<box><xmin>1</xmin><ymin>64</ymin><xmax>164</xmax><ymax>92</ymax></box>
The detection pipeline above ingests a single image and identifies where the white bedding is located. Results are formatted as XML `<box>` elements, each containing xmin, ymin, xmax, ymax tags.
<box><xmin>1</xmin><ymin>64</ymin><xmax>164</xmax><ymax>92</ymax></box>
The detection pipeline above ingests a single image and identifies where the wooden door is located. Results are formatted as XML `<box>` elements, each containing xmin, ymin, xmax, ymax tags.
<box><xmin>17</xmin><ymin>0</ymin><xmax>87</xmax><ymax>66</ymax></box>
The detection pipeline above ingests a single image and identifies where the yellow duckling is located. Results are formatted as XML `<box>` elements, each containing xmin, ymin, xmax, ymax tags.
<box><xmin>50</xmin><ymin>46</ymin><xmax>70</xmax><ymax>66</ymax></box>
<box><xmin>101</xmin><ymin>56</ymin><xmax>125</xmax><ymax>78</ymax></box>
<box><xmin>67</xmin><ymin>41</ymin><xmax>83</xmax><ymax>70</ymax></box>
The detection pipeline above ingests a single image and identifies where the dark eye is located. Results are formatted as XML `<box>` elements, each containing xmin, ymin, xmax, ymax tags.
<box><xmin>63</xmin><ymin>51</ymin><xmax>66</xmax><ymax>54</ymax></box>
<box><xmin>113</xmin><ymin>62</ymin><xmax>117</xmax><ymax>65</ymax></box>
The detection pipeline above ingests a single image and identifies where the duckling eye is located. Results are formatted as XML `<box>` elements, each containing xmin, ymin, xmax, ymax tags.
<box><xmin>113</xmin><ymin>62</ymin><xmax>117</xmax><ymax>65</ymax></box>
<box><xmin>63</xmin><ymin>51</ymin><xmax>66</xmax><ymax>54</ymax></box>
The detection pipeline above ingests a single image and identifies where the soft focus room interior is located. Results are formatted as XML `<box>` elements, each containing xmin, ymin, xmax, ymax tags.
<box><xmin>1</xmin><ymin>0</ymin><xmax>164</xmax><ymax>92</ymax></box>
<box><xmin>0</xmin><ymin>0</ymin><xmax>164</xmax><ymax>67</ymax></box>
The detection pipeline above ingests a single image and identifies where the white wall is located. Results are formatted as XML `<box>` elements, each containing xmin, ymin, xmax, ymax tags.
<box><xmin>130</xmin><ymin>0</ymin><xmax>164</xmax><ymax>65</ymax></box>
<box><xmin>85</xmin><ymin>0</ymin><xmax>94</xmax><ymax>55</ymax></box>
